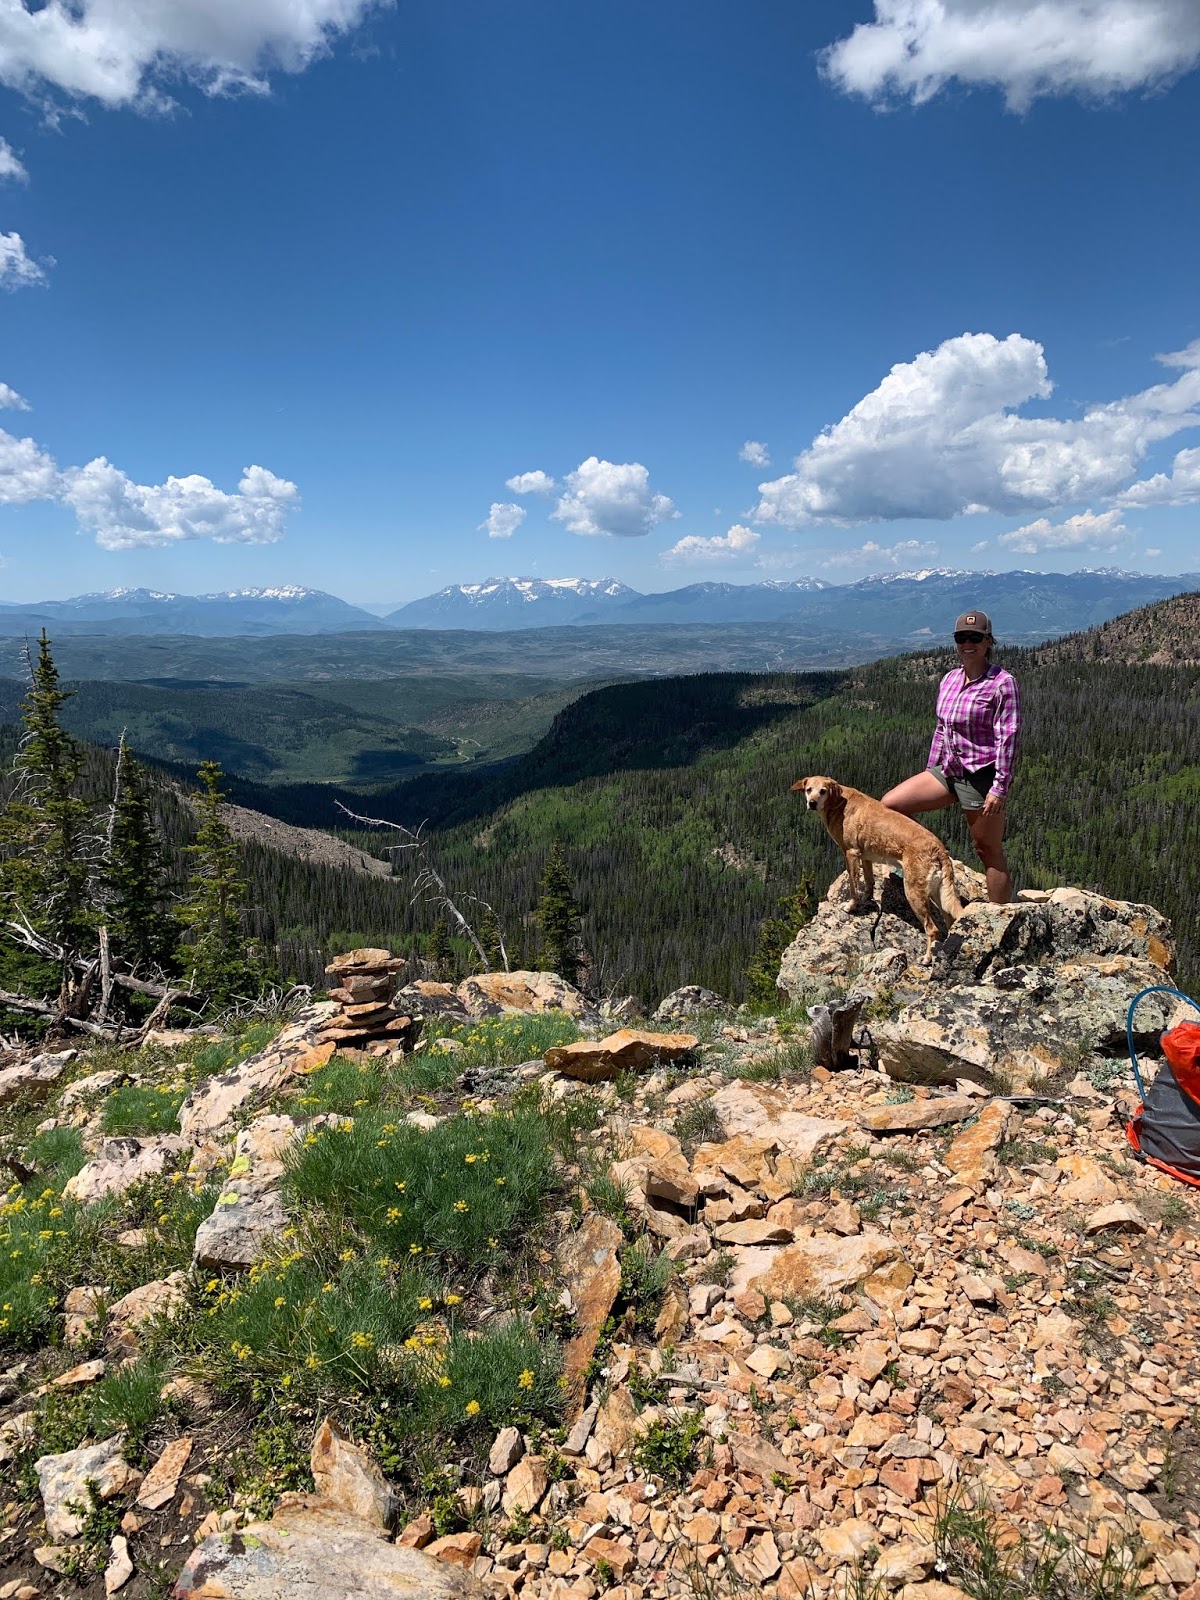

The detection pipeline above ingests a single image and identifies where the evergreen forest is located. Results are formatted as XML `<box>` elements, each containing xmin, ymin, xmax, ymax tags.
<box><xmin>2</xmin><ymin>640</ymin><xmax>1198</xmax><ymax>1014</ymax></box>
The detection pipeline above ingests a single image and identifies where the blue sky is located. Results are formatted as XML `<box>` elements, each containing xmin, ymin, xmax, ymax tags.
<box><xmin>1</xmin><ymin>0</ymin><xmax>1199</xmax><ymax>604</ymax></box>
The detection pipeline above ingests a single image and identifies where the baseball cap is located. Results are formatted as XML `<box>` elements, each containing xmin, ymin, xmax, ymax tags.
<box><xmin>954</xmin><ymin>610</ymin><xmax>992</xmax><ymax>635</ymax></box>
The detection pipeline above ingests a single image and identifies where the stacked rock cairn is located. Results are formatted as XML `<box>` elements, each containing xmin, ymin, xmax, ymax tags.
<box><xmin>319</xmin><ymin>947</ymin><xmax>423</xmax><ymax>1056</ymax></box>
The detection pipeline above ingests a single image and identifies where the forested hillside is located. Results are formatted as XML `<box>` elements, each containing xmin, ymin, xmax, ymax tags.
<box><xmin>1033</xmin><ymin>590</ymin><xmax>1200</xmax><ymax>665</ymax></box>
<box><xmin>4</xmin><ymin>636</ymin><xmax>1198</xmax><ymax>1008</ymax></box>
<box><xmin>169</xmin><ymin>651</ymin><xmax>1199</xmax><ymax>1004</ymax></box>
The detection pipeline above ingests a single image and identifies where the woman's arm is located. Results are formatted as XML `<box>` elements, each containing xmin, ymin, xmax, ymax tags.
<box><xmin>989</xmin><ymin>673</ymin><xmax>1021</xmax><ymax>799</ymax></box>
<box><xmin>928</xmin><ymin>677</ymin><xmax>948</xmax><ymax>768</ymax></box>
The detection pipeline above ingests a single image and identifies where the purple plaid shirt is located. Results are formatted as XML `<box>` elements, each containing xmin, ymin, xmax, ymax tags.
<box><xmin>928</xmin><ymin>663</ymin><xmax>1021</xmax><ymax>799</ymax></box>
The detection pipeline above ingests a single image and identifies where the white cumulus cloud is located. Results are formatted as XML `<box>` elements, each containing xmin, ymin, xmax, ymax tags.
<box><xmin>0</xmin><ymin>425</ymin><xmax>59</xmax><ymax>502</ymax></box>
<box><xmin>0</xmin><ymin>137</ymin><xmax>27</xmax><ymax>182</ymax></box>
<box><xmin>551</xmin><ymin>456</ymin><xmax>677</xmax><ymax>539</ymax></box>
<box><xmin>822</xmin><ymin>538</ymin><xmax>940</xmax><ymax>568</ymax></box>
<box><xmin>0</xmin><ymin>381</ymin><xmax>30</xmax><ymax>409</ymax></box>
<box><xmin>480</xmin><ymin>501</ymin><xmax>526</xmax><ymax>540</ymax></box>
<box><xmin>505</xmin><ymin>469</ymin><xmax>557</xmax><ymax>497</ymax></box>
<box><xmin>0</xmin><ymin>0</ymin><xmax>385</xmax><ymax>110</ymax></box>
<box><xmin>739</xmin><ymin>440</ymin><xmax>770</xmax><ymax>467</ymax></box>
<box><xmin>0</xmin><ymin>231</ymin><xmax>46</xmax><ymax>289</ymax></box>
<box><xmin>1117</xmin><ymin>444</ymin><xmax>1200</xmax><ymax>507</ymax></box>
<box><xmin>997</xmin><ymin>508</ymin><xmax>1129</xmax><ymax>554</ymax></box>
<box><xmin>663</xmin><ymin>524</ymin><xmax>761</xmax><ymax>564</ymax></box>
<box><xmin>821</xmin><ymin>0</ymin><xmax>1200</xmax><ymax>112</ymax></box>
<box><xmin>61</xmin><ymin>459</ymin><xmax>298</xmax><ymax>549</ymax></box>
<box><xmin>754</xmin><ymin>332</ymin><xmax>1200</xmax><ymax>528</ymax></box>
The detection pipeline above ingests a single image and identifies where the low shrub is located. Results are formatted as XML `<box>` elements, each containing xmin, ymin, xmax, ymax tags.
<box><xmin>632</xmin><ymin>1410</ymin><xmax>705</xmax><ymax>1485</ymax></box>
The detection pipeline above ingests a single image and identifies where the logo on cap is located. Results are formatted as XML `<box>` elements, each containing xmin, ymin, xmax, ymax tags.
<box><xmin>965</xmin><ymin>614</ymin><xmax>978</xmax><ymax>624</ymax></box>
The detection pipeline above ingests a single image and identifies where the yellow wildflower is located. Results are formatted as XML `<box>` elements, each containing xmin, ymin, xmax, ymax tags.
<box><xmin>518</xmin><ymin>1369</ymin><xmax>535</xmax><ymax>1390</ymax></box>
<box><xmin>465</xmin><ymin>1399</ymin><xmax>480</xmax><ymax>1417</ymax></box>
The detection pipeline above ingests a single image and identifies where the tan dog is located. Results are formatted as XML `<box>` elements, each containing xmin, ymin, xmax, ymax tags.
<box><xmin>792</xmin><ymin>776</ymin><xmax>965</xmax><ymax>961</ymax></box>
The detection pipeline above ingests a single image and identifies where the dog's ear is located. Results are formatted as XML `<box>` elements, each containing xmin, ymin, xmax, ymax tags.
<box><xmin>789</xmin><ymin>777</ymin><xmax>809</xmax><ymax>794</ymax></box>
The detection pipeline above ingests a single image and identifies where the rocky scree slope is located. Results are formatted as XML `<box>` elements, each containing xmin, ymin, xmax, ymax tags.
<box><xmin>0</xmin><ymin>885</ymin><xmax>1198</xmax><ymax>1600</ymax></box>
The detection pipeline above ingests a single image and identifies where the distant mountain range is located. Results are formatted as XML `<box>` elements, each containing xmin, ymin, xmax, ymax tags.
<box><xmin>0</xmin><ymin>586</ymin><xmax>388</xmax><ymax>637</ymax></box>
<box><xmin>1</xmin><ymin>569</ymin><xmax>1196</xmax><ymax>642</ymax></box>
<box><xmin>386</xmin><ymin>569</ymin><xmax>1197</xmax><ymax>638</ymax></box>
<box><xmin>387</xmin><ymin>576</ymin><xmax>639</xmax><ymax>628</ymax></box>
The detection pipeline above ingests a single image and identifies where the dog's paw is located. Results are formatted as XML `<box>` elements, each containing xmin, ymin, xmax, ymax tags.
<box><xmin>847</xmin><ymin>898</ymin><xmax>875</xmax><ymax>916</ymax></box>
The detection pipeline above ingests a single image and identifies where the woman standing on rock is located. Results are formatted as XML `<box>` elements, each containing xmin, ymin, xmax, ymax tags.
<box><xmin>881</xmin><ymin>609</ymin><xmax>1020</xmax><ymax>905</ymax></box>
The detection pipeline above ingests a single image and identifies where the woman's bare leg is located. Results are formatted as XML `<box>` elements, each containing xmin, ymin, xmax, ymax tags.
<box><xmin>967</xmin><ymin>805</ymin><xmax>1012</xmax><ymax>904</ymax></box>
<box><xmin>881</xmin><ymin>771</ymin><xmax>956</xmax><ymax>817</ymax></box>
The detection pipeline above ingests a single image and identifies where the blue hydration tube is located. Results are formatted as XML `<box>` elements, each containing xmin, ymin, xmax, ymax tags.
<box><xmin>1125</xmin><ymin>986</ymin><xmax>1200</xmax><ymax>1102</ymax></box>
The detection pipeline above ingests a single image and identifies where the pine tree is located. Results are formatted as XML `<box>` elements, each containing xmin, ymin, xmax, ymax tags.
<box><xmin>177</xmin><ymin>760</ymin><xmax>255</xmax><ymax>1006</ymax></box>
<box><xmin>536</xmin><ymin>840</ymin><xmax>583</xmax><ymax>986</ymax></box>
<box><xmin>479</xmin><ymin>904</ymin><xmax>506</xmax><ymax>972</ymax></box>
<box><xmin>424</xmin><ymin>920</ymin><xmax>453</xmax><ymax>981</ymax></box>
<box><xmin>0</xmin><ymin>632</ymin><xmax>94</xmax><ymax>1003</ymax></box>
<box><xmin>744</xmin><ymin>873</ymin><xmax>815</xmax><ymax>1008</ymax></box>
<box><xmin>102</xmin><ymin>737</ymin><xmax>178</xmax><ymax>973</ymax></box>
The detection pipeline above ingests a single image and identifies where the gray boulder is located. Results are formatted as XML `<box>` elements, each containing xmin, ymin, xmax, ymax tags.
<box><xmin>652</xmin><ymin>985</ymin><xmax>733</xmax><ymax>1023</ymax></box>
<box><xmin>777</xmin><ymin>865</ymin><xmax>1177</xmax><ymax>1092</ymax></box>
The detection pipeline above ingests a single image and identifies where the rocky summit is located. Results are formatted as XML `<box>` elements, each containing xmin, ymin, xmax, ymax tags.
<box><xmin>778</xmin><ymin>863</ymin><xmax>1184</xmax><ymax>1093</ymax></box>
<box><xmin>1</xmin><ymin>918</ymin><xmax>1199</xmax><ymax>1600</ymax></box>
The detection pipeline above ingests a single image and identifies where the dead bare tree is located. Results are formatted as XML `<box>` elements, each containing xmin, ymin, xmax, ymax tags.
<box><xmin>334</xmin><ymin>801</ymin><xmax>501</xmax><ymax>973</ymax></box>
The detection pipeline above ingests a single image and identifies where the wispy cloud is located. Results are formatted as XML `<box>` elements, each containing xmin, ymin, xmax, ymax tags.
<box><xmin>0</xmin><ymin>232</ymin><xmax>47</xmax><ymax>289</ymax></box>
<box><xmin>0</xmin><ymin>0</ymin><xmax>388</xmax><ymax>111</ymax></box>
<box><xmin>996</xmin><ymin>509</ymin><xmax>1129</xmax><ymax>554</ymax></box>
<box><xmin>0</xmin><ymin>138</ymin><xmax>27</xmax><ymax>183</ymax></box>
<box><xmin>822</xmin><ymin>0</ymin><xmax>1200</xmax><ymax>112</ymax></box>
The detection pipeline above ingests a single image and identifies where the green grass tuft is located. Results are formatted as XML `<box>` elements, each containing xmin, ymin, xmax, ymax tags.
<box><xmin>101</xmin><ymin>1083</ymin><xmax>186</xmax><ymax>1136</ymax></box>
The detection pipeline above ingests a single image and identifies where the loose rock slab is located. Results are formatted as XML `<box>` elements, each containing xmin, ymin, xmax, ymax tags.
<box><xmin>174</xmin><ymin>1505</ymin><xmax>484</xmax><ymax>1599</ymax></box>
<box><xmin>750</xmin><ymin>1232</ymin><xmax>903</xmax><ymax>1301</ymax></box>
<box><xmin>310</xmin><ymin>1419</ymin><xmax>397</xmax><ymax>1530</ymax></box>
<box><xmin>0</xmin><ymin>1049</ymin><xmax>75</xmax><ymax>1107</ymax></box>
<box><xmin>193</xmin><ymin>1189</ymin><xmax>288</xmax><ymax>1271</ymax></box>
<box><xmin>177</xmin><ymin>1004</ymin><xmax>339</xmax><ymax>1141</ymax></box>
<box><xmin>711</xmin><ymin>1081</ymin><xmax>848</xmax><ymax>1163</ymax></box>
<box><xmin>545</xmin><ymin>1028</ymin><xmax>698</xmax><ymax>1082</ymax></box>
<box><xmin>63</xmin><ymin>1136</ymin><xmax>190</xmax><ymax>1203</ymax></box>
<box><xmin>36</xmin><ymin>1435</ymin><xmax>134</xmax><ymax>1542</ymax></box>
<box><xmin>856</xmin><ymin>1096</ymin><xmax>978</xmax><ymax>1134</ymax></box>
<box><xmin>458</xmin><ymin>969</ymin><xmax>595</xmax><ymax>1020</ymax></box>
<box><xmin>557</xmin><ymin>1213</ymin><xmax>623</xmax><ymax>1414</ymax></box>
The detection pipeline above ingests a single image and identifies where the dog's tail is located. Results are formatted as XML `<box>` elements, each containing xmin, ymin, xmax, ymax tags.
<box><xmin>932</xmin><ymin>858</ymin><xmax>965</xmax><ymax>925</ymax></box>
